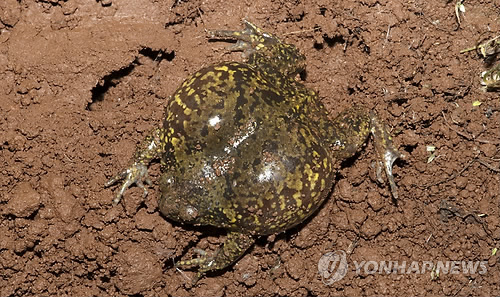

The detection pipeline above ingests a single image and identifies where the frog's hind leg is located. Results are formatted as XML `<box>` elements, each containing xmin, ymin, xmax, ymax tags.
<box><xmin>175</xmin><ymin>231</ymin><xmax>255</xmax><ymax>284</ymax></box>
<box><xmin>327</xmin><ymin>107</ymin><xmax>402</xmax><ymax>199</ymax></box>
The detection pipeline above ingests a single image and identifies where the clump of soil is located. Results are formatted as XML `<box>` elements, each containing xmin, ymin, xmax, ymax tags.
<box><xmin>1</xmin><ymin>0</ymin><xmax>498</xmax><ymax>296</ymax></box>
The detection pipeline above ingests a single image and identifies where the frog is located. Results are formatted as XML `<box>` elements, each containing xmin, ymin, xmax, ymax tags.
<box><xmin>105</xmin><ymin>20</ymin><xmax>402</xmax><ymax>283</ymax></box>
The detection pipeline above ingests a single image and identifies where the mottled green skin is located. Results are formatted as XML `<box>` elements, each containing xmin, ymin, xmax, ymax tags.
<box><xmin>159</xmin><ymin>58</ymin><xmax>335</xmax><ymax>234</ymax></box>
<box><xmin>107</xmin><ymin>21</ymin><xmax>400</xmax><ymax>282</ymax></box>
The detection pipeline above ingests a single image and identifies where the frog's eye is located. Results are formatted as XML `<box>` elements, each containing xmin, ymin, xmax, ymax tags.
<box><xmin>185</xmin><ymin>205</ymin><xmax>198</xmax><ymax>219</ymax></box>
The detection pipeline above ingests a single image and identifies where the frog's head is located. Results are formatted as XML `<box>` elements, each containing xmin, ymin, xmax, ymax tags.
<box><xmin>157</xmin><ymin>173</ymin><xmax>207</xmax><ymax>224</ymax></box>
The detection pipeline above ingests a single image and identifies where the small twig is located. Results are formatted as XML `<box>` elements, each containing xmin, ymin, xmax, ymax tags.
<box><xmin>478</xmin><ymin>158</ymin><xmax>500</xmax><ymax>172</ymax></box>
<box><xmin>283</xmin><ymin>27</ymin><xmax>319</xmax><ymax>36</ymax></box>
<box><xmin>460</xmin><ymin>46</ymin><xmax>477</xmax><ymax>54</ymax></box>
<box><xmin>346</xmin><ymin>237</ymin><xmax>359</xmax><ymax>255</ymax></box>
<box><xmin>64</xmin><ymin>153</ymin><xmax>74</xmax><ymax>163</ymax></box>
<box><xmin>460</xmin><ymin>34</ymin><xmax>500</xmax><ymax>56</ymax></box>
<box><xmin>424</xmin><ymin>153</ymin><xmax>479</xmax><ymax>188</ymax></box>
<box><xmin>421</xmin><ymin>112</ymin><xmax>500</xmax><ymax>187</ymax></box>
<box><xmin>452</xmin><ymin>279</ymin><xmax>471</xmax><ymax>297</ymax></box>
<box><xmin>416</xmin><ymin>5</ymin><xmax>455</xmax><ymax>33</ymax></box>
<box><xmin>409</xmin><ymin>34</ymin><xmax>427</xmax><ymax>50</ymax></box>
<box><xmin>197</xmin><ymin>7</ymin><xmax>205</xmax><ymax>26</ymax></box>
<box><xmin>385</xmin><ymin>24</ymin><xmax>391</xmax><ymax>43</ymax></box>
<box><xmin>442</xmin><ymin>111</ymin><xmax>500</xmax><ymax>144</ymax></box>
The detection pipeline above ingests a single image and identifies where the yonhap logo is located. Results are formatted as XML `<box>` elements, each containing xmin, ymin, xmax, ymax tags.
<box><xmin>317</xmin><ymin>250</ymin><xmax>348</xmax><ymax>285</ymax></box>
<box><xmin>353</xmin><ymin>260</ymin><xmax>488</xmax><ymax>275</ymax></box>
<box><xmin>318</xmin><ymin>249</ymin><xmax>489</xmax><ymax>285</ymax></box>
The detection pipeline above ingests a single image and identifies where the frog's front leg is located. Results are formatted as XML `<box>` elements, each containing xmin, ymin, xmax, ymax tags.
<box><xmin>105</xmin><ymin>128</ymin><xmax>165</xmax><ymax>204</ymax></box>
<box><xmin>176</xmin><ymin>231</ymin><xmax>255</xmax><ymax>284</ymax></box>
<box><xmin>369</xmin><ymin>114</ymin><xmax>403</xmax><ymax>199</ymax></box>
<box><xmin>327</xmin><ymin>107</ymin><xmax>402</xmax><ymax>199</ymax></box>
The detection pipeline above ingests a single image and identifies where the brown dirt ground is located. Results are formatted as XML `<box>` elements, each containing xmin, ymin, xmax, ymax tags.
<box><xmin>1</xmin><ymin>0</ymin><xmax>499</xmax><ymax>296</ymax></box>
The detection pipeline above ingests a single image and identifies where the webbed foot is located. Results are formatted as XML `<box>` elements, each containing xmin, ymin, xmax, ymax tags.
<box><xmin>105</xmin><ymin>128</ymin><xmax>163</xmax><ymax>204</ymax></box>
<box><xmin>207</xmin><ymin>19</ymin><xmax>279</xmax><ymax>57</ymax></box>
<box><xmin>370</xmin><ymin>114</ymin><xmax>403</xmax><ymax>199</ymax></box>
<box><xmin>105</xmin><ymin>162</ymin><xmax>151</xmax><ymax>204</ymax></box>
<box><xmin>175</xmin><ymin>232</ymin><xmax>255</xmax><ymax>284</ymax></box>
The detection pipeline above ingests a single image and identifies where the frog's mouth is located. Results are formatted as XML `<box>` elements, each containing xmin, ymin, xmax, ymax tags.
<box><xmin>159</xmin><ymin>193</ymin><xmax>201</xmax><ymax>224</ymax></box>
<box><xmin>157</xmin><ymin>174</ymin><xmax>202</xmax><ymax>224</ymax></box>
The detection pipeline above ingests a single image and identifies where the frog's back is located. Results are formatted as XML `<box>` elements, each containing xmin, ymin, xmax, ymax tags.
<box><xmin>159</xmin><ymin>61</ymin><xmax>334</xmax><ymax>235</ymax></box>
<box><xmin>165</xmin><ymin>61</ymin><xmax>293</xmax><ymax>129</ymax></box>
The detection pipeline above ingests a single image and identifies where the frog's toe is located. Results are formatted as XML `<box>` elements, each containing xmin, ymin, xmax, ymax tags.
<box><xmin>105</xmin><ymin>162</ymin><xmax>150</xmax><ymax>204</ymax></box>
<box><xmin>175</xmin><ymin>249</ymin><xmax>215</xmax><ymax>284</ymax></box>
<box><xmin>175</xmin><ymin>249</ymin><xmax>209</xmax><ymax>269</ymax></box>
<box><xmin>207</xmin><ymin>19</ymin><xmax>278</xmax><ymax>55</ymax></box>
<box><xmin>379</xmin><ymin>148</ymin><xmax>404</xmax><ymax>199</ymax></box>
<box><xmin>369</xmin><ymin>115</ymin><xmax>404</xmax><ymax>199</ymax></box>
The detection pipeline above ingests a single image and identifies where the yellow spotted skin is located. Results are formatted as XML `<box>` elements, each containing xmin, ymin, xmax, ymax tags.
<box><xmin>107</xmin><ymin>20</ymin><xmax>401</xmax><ymax>283</ymax></box>
<box><xmin>158</xmin><ymin>60</ymin><xmax>335</xmax><ymax>235</ymax></box>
